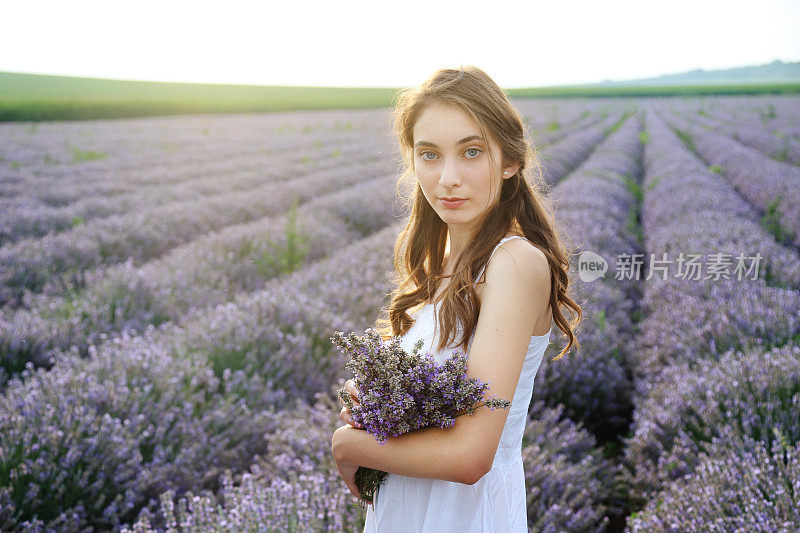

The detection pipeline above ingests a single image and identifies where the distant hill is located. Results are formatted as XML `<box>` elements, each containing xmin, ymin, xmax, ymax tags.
<box><xmin>587</xmin><ymin>59</ymin><xmax>800</xmax><ymax>86</ymax></box>
<box><xmin>0</xmin><ymin>71</ymin><xmax>399</xmax><ymax>121</ymax></box>
<box><xmin>1</xmin><ymin>61</ymin><xmax>799</xmax><ymax>121</ymax></box>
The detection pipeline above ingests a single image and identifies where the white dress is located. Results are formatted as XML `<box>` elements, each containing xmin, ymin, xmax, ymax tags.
<box><xmin>363</xmin><ymin>236</ymin><xmax>552</xmax><ymax>532</ymax></box>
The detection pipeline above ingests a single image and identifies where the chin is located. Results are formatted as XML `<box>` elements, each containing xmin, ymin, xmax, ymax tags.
<box><xmin>441</xmin><ymin>212</ymin><xmax>474</xmax><ymax>225</ymax></box>
<box><xmin>438</xmin><ymin>209</ymin><xmax>465</xmax><ymax>219</ymax></box>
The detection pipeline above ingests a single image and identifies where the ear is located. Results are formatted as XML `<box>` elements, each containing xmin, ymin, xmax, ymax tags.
<box><xmin>502</xmin><ymin>162</ymin><xmax>521</xmax><ymax>179</ymax></box>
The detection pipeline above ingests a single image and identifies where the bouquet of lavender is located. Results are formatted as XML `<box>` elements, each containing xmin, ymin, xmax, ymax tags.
<box><xmin>330</xmin><ymin>328</ymin><xmax>511</xmax><ymax>503</ymax></box>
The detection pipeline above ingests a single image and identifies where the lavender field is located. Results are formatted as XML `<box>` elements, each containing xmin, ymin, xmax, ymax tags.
<box><xmin>1</xmin><ymin>95</ymin><xmax>799</xmax><ymax>532</ymax></box>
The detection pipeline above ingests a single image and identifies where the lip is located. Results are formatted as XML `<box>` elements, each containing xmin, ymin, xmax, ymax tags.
<box><xmin>440</xmin><ymin>197</ymin><xmax>466</xmax><ymax>208</ymax></box>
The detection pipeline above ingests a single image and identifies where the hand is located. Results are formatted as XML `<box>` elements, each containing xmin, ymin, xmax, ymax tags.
<box><xmin>338</xmin><ymin>378</ymin><xmax>363</xmax><ymax>428</ymax></box>
<box><xmin>332</xmin><ymin>425</ymin><xmax>372</xmax><ymax>504</ymax></box>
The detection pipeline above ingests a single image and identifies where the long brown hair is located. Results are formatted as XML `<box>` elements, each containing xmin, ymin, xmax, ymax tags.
<box><xmin>375</xmin><ymin>65</ymin><xmax>581</xmax><ymax>362</ymax></box>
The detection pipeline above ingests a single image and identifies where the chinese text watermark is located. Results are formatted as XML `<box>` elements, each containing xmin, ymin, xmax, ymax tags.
<box><xmin>578</xmin><ymin>251</ymin><xmax>763</xmax><ymax>283</ymax></box>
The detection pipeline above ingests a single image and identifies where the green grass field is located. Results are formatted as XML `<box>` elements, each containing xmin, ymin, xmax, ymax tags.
<box><xmin>1</xmin><ymin>71</ymin><xmax>799</xmax><ymax>122</ymax></box>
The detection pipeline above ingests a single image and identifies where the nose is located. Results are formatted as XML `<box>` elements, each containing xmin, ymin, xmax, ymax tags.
<box><xmin>439</xmin><ymin>156</ymin><xmax>461</xmax><ymax>189</ymax></box>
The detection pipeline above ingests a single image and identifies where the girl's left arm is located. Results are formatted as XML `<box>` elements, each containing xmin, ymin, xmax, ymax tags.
<box><xmin>332</xmin><ymin>239</ymin><xmax>551</xmax><ymax>485</ymax></box>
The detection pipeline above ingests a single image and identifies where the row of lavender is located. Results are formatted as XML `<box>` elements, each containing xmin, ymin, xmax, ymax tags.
<box><xmin>0</xmin><ymin>103</ymin><xmax>635</xmax><ymax>530</ymax></box>
<box><xmin>0</xmin><ymin>173</ymin><xmax>400</xmax><ymax>379</ymax></box>
<box><xmin>620</xmin><ymin>110</ymin><xmax>800</xmax><ymax>529</ymax></box>
<box><xmin>673</xmin><ymin>103</ymin><xmax>800</xmax><ymax>165</ymax></box>
<box><xmin>660</xmin><ymin>109</ymin><xmax>800</xmax><ymax>252</ymax></box>
<box><xmin>665</xmin><ymin>94</ymin><xmax>800</xmax><ymax>138</ymax></box>
<box><xmin>534</xmin><ymin>111</ymin><xmax>642</xmax><ymax>444</ymax></box>
<box><xmin>525</xmin><ymin>110</ymin><xmax>646</xmax><ymax>528</ymax></box>
<box><xmin>0</xmin><ymin>108</ymin><xmax>625</xmax><ymax>385</ymax></box>
<box><xmin>661</xmin><ymin>95</ymin><xmax>800</xmax><ymax>165</ymax></box>
<box><xmin>0</xmin><ymin>109</ymin><xmax>394</xmax><ymax>182</ymax></box>
<box><xmin>0</xmin><ymin>113</ymin><xmax>397</xmax><ymax>247</ymax></box>
<box><xmin>0</xmin><ymin>135</ymin><xmax>394</xmax><ymax>244</ymax></box>
<box><xmin>0</xmin><ymin>131</ymin><xmax>386</xmax><ymax>199</ymax></box>
<box><xmin>0</xmin><ymin>154</ymin><xmax>397</xmax><ymax>307</ymax></box>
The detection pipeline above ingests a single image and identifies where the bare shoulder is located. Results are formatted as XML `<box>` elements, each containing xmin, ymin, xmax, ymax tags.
<box><xmin>484</xmin><ymin>239</ymin><xmax>551</xmax><ymax>297</ymax></box>
<box><xmin>477</xmin><ymin>238</ymin><xmax>552</xmax><ymax>333</ymax></box>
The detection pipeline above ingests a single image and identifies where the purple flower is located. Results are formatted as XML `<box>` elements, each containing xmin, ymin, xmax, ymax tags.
<box><xmin>330</xmin><ymin>328</ymin><xmax>511</xmax><ymax>501</ymax></box>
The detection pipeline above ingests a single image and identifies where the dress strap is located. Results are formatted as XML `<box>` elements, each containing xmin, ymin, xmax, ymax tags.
<box><xmin>474</xmin><ymin>235</ymin><xmax>529</xmax><ymax>283</ymax></box>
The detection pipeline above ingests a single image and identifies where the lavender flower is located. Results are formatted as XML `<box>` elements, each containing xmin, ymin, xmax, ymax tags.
<box><xmin>121</xmin><ymin>393</ymin><xmax>365</xmax><ymax>532</ymax></box>
<box><xmin>628</xmin><ymin>439</ymin><xmax>800</xmax><ymax>532</ymax></box>
<box><xmin>330</xmin><ymin>328</ymin><xmax>511</xmax><ymax>502</ymax></box>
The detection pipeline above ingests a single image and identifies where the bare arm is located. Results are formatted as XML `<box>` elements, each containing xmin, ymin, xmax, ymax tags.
<box><xmin>332</xmin><ymin>416</ymin><xmax>481</xmax><ymax>485</ymax></box>
<box><xmin>332</xmin><ymin>239</ymin><xmax>551</xmax><ymax>484</ymax></box>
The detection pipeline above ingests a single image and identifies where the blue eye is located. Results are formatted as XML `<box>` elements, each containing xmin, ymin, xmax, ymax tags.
<box><xmin>418</xmin><ymin>148</ymin><xmax>481</xmax><ymax>161</ymax></box>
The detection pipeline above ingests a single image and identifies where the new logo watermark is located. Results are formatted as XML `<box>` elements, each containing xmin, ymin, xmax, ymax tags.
<box><xmin>578</xmin><ymin>251</ymin><xmax>608</xmax><ymax>282</ymax></box>
<box><xmin>578</xmin><ymin>251</ymin><xmax>763</xmax><ymax>282</ymax></box>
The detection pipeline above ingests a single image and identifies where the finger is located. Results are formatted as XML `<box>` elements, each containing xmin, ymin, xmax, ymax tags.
<box><xmin>343</xmin><ymin>476</ymin><xmax>367</xmax><ymax>502</ymax></box>
<box><xmin>345</xmin><ymin>379</ymin><xmax>359</xmax><ymax>400</ymax></box>
<box><xmin>334</xmin><ymin>459</ymin><xmax>357</xmax><ymax>496</ymax></box>
<box><xmin>340</xmin><ymin>406</ymin><xmax>362</xmax><ymax>428</ymax></box>
<box><xmin>348</xmin><ymin>390</ymin><xmax>359</xmax><ymax>405</ymax></box>
<box><xmin>346</xmin><ymin>481</ymin><xmax>361</xmax><ymax>500</ymax></box>
<box><xmin>340</xmin><ymin>381</ymin><xmax>357</xmax><ymax>407</ymax></box>
<box><xmin>339</xmin><ymin>383</ymin><xmax>353</xmax><ymax>405</ymax></box>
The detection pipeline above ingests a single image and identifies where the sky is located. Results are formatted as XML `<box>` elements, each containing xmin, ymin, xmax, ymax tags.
<box><xmin>2</xmin><ymin>0</ymin><xmax>799</xmax><ymax>88</ymax></box>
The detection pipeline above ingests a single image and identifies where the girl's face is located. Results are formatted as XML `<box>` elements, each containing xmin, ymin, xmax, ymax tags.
<box><xmin>412</xmin><ymin>103</ymin><xmax>517</xmax><ymax>232</ymax></box>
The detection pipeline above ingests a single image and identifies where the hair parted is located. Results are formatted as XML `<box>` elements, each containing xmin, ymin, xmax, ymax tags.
<box><xmin>375</xmin><ymin>65</ymin><xmax>582</xmax><ymax>362</ymax></box>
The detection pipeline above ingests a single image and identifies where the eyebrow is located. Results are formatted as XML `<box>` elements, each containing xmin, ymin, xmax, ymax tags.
<box><xmin>414</xmin><ymin>135</ymin><xmax>485</xmax><ymax>148</ymax></box>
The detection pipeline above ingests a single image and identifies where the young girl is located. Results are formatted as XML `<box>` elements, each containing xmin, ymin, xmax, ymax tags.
<box><xmin>331</xmin><ymin>65</ymin><xmax>581</xmax><ymax>532</ymax></box>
